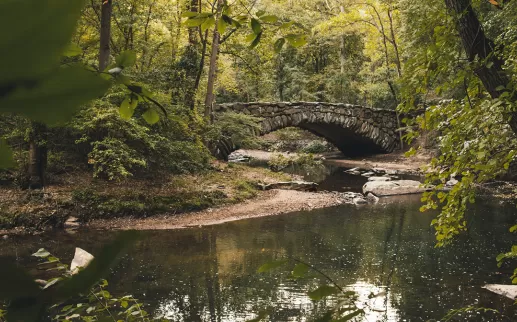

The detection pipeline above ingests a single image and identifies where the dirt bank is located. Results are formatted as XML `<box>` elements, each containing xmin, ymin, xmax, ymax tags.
<box><xmin>87</xmin><ymin>189</ymin><xmax>345</xmax><ymax>230</ymax></box>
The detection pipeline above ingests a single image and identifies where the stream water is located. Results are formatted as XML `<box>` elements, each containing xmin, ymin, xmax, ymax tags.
<box><xmin>1</xmin><ymin>168</ymin><xmax>517</xmax><ymax>321</ymax></box>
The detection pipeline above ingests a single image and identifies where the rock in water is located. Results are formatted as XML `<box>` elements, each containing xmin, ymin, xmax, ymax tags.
<box><xmin>70</xmin><ymin>248</ymin><xmax>94</xmax><ymax>275</ymax></box>
<box><xmin>483</xmin><ymin>284</ymin><xmax>517</xmax><ymax>300</ymax></box>
<box><xmin>363</xmin><ymin>180</ymin><xmax>430</xmax><ymax>196</ymax></box>
<box><xmin>368</xmin><ymin>176</ymin><xmax>391</xmax><ymax>182</ymax></box>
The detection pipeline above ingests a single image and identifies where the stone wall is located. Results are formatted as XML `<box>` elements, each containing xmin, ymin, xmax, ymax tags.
<box><xmin>213</xmin><ymin>102</ymin><xmax>400</xmax><ymax>159</ymax></box>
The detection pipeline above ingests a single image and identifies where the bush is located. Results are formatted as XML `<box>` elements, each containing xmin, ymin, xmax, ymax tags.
<box><xmin>70</xmin><ymin>99</ymin><xmax>211</xmax><ymax>180</ymax></box>
<box><xmin>206</xmin><ymin>112</ymin><xmax>263</xmax><ymax>149</ymax></box>
<box><xmin>300</xmin><ymin>141</ymin><xmax>332</xmax><ymax>154</ymax></box>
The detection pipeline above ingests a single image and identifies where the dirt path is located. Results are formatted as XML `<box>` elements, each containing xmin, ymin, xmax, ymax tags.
<box><xmin>87</xmin><ymin>189</ymin><xmax>345</xmax><ymax>230</ymax></box>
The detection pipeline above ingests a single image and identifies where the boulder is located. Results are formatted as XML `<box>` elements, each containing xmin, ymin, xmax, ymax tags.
<box><xmin>70</xmin><ymin>248</ymin><xmax>94</xmax><ymax>275</ymax></box>
<box><xmin>482</xmin><ymin>284</ymin><xmax>517</xmax><ymax>300</ymax></box>
<box><xmin>368</xmin><ymin>176</ymin><xmax>391</xmax><ymax>182</ymax></box>
<box><xmin>366</xmin><ymin>193</ymin><xmax>380</xmax><ymax>203</ymax></box>
<box><xmin>261</xmin><ymin>181</ymin><xmax>318</xmax><ymax>192</ymax></box>
<box><xmin>363</xmin><ymin>180</ymin><xmax>429</xmax><ymax>196</ymax></box>
<box><xmin>361</xmin><ymin>172</ymin><xmax>375</xmax><ymax>177</ymax></box>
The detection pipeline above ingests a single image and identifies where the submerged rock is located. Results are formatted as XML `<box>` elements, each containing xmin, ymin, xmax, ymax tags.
<box><xmin>363</xmin><ymin>180</ymin><xmax>430</xmax><ymax>196</ymax></box>
<box><xmin>483</xmin><ymin>284</ymin><xmax>517</xmax><ymax>300</ymax></box>
<box><xmin>261</xmin><ymin>181</ymin><xmax>318</xmax><ymax>192</ymax></box>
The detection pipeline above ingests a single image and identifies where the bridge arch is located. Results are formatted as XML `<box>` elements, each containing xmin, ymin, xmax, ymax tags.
<box><xmin>212</xmin><ymin>102</ymin><xmax>400</xmax><ymax>160</ymax></box>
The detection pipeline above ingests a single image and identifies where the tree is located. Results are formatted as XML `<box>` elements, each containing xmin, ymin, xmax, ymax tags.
<box><xmin>99</xmin><ymin>0</ymin><xmax>113</xmax><ymax>70</ymax></box>
<box><xmin>444</xmin><ymin>0</ymin><xmax>516</xmax><ymax>130</ymax></box>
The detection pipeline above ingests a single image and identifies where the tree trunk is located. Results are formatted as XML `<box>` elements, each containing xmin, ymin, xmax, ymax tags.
<box><xmin>204</xmin><ymin>0</ymin><xmax>224</xmax><ymax>120</ymax></box>
<box><xmin>28</xmin><ymin>122</ymin><xmax>47</xmax><ymax>189</ymax></box>
<box><xmin>184</xmin><ymin>0</ymin><xmax>201</xmax><ymax>110</ymax></box>
<box><xmin>99</xmin><ymin>0</ymin><xmax>113</xmax><ymax>71</ymax></box>
<box><xmin>387</xmin><ymin>8</ymin><xmax>402</xmax><ymax>77</ymax></box>
<box><xmin>444</xmin><ymin>0</ymin><xmax>517</xmax><ymax>132</ymax></box>
<box><xmin>339</xmin><ymin>6</ymin><xmax>346</xmax><ymax>74</ymax></box>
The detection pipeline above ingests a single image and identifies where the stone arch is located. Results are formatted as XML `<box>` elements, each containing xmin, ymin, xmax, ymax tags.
<box><xmin>212</xmin><ymin>102</ymin><xmax>400</xmax><ymax>160</ymax></box>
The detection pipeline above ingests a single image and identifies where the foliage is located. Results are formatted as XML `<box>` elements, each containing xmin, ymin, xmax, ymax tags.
<box><xmin>207</xmin><ymin>112</ymin><xmax>263</xmax><ymax>149</ymax></box>
<box><xmin>268</xmin><ymin>153</ymin><xmax>324</xmax><ymax>173</ymax></box>
<box><xmin>0</xmin><ymin>232</ymin><xmax>139</xmax><ymax>321</ymax></box>
<box><xmin>397</xmin><ymin>0</ymin><xmax>517</xmax><ymax>248</ymax></box>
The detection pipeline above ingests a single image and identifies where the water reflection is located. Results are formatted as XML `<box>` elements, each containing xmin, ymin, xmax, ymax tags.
<box><xmin>1</xmin><ymin>196</ymin><xmax>516</xmax><ymax>321</ymax></box>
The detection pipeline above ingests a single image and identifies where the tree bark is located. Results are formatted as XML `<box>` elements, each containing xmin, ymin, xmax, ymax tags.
<box><xmin>28</xmin><ymin>122</ymin><xmax>47</xmax><ymax>189</ymax></box>
<box><xmin>99</xmin><ymin>0</ymin><xmax>113</xmax><ymax>71</ymax></box>
<box><xmin>204</xmin><ymin>0</ymin><xmax>224</xmax><ymax>120</ymax></box>
<box><xmin>444</xmin><ymin>0</ymin><xmax>517</xmax><ymax>131</ymax></box>
<box><xmin>387</xmin><ymin>8</ymin><xmax>402</xmax><ymax>77</ymax></box>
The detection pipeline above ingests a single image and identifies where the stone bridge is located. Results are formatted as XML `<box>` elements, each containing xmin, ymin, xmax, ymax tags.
<box><xmin>212</xmin><ymin>102</ymin><xmax>401</xmax><ymax>160</ymax></box>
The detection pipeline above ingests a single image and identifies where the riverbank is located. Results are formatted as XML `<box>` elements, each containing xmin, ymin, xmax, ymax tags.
<box><xmin>236</xmin><ymin>149</ymin><xmax>429</xmax><ymax>175</ymax></box>
<box><xmin>0</xmin><ymin>163</ymin><xmax>295</xmax><ymax>234</ymax></box>
<box><xmin>87</xmin><ymin>189</ymin><xmax>346</xmax><ymax>230</ymax></box>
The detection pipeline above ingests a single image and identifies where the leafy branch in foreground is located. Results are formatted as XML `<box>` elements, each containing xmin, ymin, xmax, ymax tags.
<box><xmin>182</xmin><ymin>3</ymin><xmax>307</xmax><ymax>51</ymax></box>
<box><xmin>0</xmin><ymin>231</ymin><xmax>140</xmax><ymax>321</ymax></box>
<box><xmin>252</xmin><ymin>257</ymin><xmax>365</xmax><ymax>322</ymax></box>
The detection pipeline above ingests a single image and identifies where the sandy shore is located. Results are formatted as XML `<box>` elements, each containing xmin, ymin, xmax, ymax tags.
<box><xmin>87</xmin><ymin>189</ymin><xmax>345</xmax><ymax>230</ymax></box>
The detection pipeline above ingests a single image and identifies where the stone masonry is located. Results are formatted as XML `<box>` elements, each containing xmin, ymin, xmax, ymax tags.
<box><xmin>212</xmin><ymin>102</ymin><xmax>400</xmax><ymax>160</ymax></box>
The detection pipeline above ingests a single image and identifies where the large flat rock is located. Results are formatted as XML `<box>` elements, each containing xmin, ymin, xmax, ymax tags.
<box><xmin>363</xmin><ymin>180</ymin><xmax>427</xmax><ymax>196</ymax></box>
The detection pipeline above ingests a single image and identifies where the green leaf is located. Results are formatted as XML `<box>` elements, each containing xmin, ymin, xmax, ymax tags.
<box><xmin>121</xmin><ymin>301</ymin><xmax>129</xmax><ymax>308</ymax></box>
<box><xmin>280</xmin><ymin>21</ymin><xmax>295</xmax><ymax>29</ymax></box>
<box><xmin>260</xmin><ymin>15</ymin><xmax>278</xmax><ymax>23</ymax></box>
<box><xmin>496</xmin><ymin>85</ymin><xmax>506</xmax><ymax>91</ymax></box>
<box><xmin>217</xmin><ymin>18</ymin><xmax>228</xmax><ymax>35</ymax></box>
<box><xmin>62</xmin><ymin>43</ymin><xmax>83</xmax><ymax>57</ymax></box>
<box><xmin>0</xmin><ymin>139</ymin><xmax>15</xmax><ymax>169</ymax></box>
<box><xmin>142</xmin><ymin>109</ymin><xmax>160</xmax><ymax>124</ymax></box>
<box><xmin>308</xmin><ymin>285</ymin><xmax>339</xmax><ymax>301</ymax></box>
<box><xmin>0</xmin><ymin>0</ymin><xmax>85</xmax><ymax>85</ymax></box>
<box><xmin>257</xmin><ymin>260</ymin><xmax>287</xmax><ymax>273</ymax></box>
<box><xmin>0</xmin><ymin>64</ymin><xmax>110</xmax><ymax>125</ymax></box>
<box><xmin>32</xmin><ymin>248</ymin><xmax>51</xmax><ymax>258</ymax></box>
<box><xmin>222</xmin><ymin>15</ymin><xmax>233</xmax><ymax>25</ymax></box>
<box><xmin>184</xmin><ymin>18</ymin><xmax>205</xmax><ymax>27</ymax></box>
<box><xmin>286</xmin><ymin>34</ymin><xmax>307</xmax><ymax>47</ymax></box>
<box><xmin>249</xmin><ymin>31</ymin><xmax>263</xmax><ymax>48</ymax></box>
<box><xmin>251</xmin><ymin>18</ymin><xmax>262</xmax><ymax>34</ymax></box>
<box><xmin>291</xmin><ymin>263</ymin><xmax>309</xmax><ymax>278</ymax></box>
<box><xmin>274</xmin><ymin>38</ymin><xmax>285</xmax><ymax>53</ymax></box>
<box><xmin>115</xmin><ymin>50</ymin><xmax>137</xmax><ymax>68</ymax></box>
<box><xmin>246</xmin><ymin>33</ymin><xmax>258</xmax><ymax>43</ymax></box>
<box><xmin>119</xmin><ymin>97</ymin><xmax>133</xmax><ymax>120</ymax></box>
<box><xmin>181</xmin><ymin>11</ymin><xmax>199</xmax><ymax>18</ymax></box>
<box><xmin>510</xmin><ymin>225</ymin><xmax>517</xmax><ymax>233</ymax></box>
<box><xmin>201</xmin><ymin>17</ymin><xmax>215</xmax><ymax>33</ymax></box>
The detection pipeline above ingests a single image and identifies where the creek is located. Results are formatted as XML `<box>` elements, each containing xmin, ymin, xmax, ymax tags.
<box><xmin>1</xmin><ymin>167</ymin><xmax>516</xmax><ymax>321</ymax></box>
